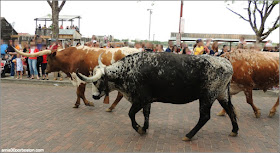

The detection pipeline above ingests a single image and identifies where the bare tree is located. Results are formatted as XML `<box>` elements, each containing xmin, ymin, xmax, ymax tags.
<box><xmin>47</xmin><ymin>0</ymin><xmax>66</xmax><ymax>40</ymax></box>
<box><xmin>227</xmin><ymin>0</ymin><xmax>279</xmax><ymax>43</ymax></box>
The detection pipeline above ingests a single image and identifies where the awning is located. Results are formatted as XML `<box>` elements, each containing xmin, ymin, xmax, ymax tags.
<box><xmin>34</xmin><ymin>15</ymin><xmax>81</xmax><ymax>21</ymax></box>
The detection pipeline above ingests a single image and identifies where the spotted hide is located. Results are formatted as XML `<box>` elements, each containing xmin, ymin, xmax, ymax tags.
<box><xmin>76</xmin><ymin>52</ymin><xmax>239</xmax><ymax>141</ymax></box>
<box><xmin>14</xmin><ymin>46</ymin><xmax>140</xmax><ymax>110</ymax></box>
<box><xmin>217</xmin><ymin>49</ymin><xmax>279</xmax><ymax>118</ymax></box>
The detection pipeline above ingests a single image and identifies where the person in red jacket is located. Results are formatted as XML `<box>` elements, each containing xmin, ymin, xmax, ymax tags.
<box><xmin>28</xmin><ymin>42</ymin><xmax>40</xmax><ymax>80</ymax></box>
<box><xmin>49</xmin><ymin>41</ymin><xmax>63</xmax><ymax>81</ymax></box>
<box><xmin>41</xmin><ymin>45</ymin><xmax>48</xmax><ymax>80</ymax></box>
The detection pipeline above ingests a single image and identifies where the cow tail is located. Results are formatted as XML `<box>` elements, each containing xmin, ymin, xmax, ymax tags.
<box><xmin>227</xmin><ymin>82</ymin><xmax>238</xmax><ymax>121</ymax></box>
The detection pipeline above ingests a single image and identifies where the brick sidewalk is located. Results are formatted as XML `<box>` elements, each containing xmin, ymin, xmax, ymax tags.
<box><xmin>0</xmin><ymin>83</ymin><xmax>279</xmax><ymax>152</ymax></box>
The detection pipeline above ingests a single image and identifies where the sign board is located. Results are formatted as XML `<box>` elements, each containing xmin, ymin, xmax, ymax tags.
<box><xmin>176</xmin><ymin>33</ymin><xmax>181</xmax><ymax>46</ymax></box>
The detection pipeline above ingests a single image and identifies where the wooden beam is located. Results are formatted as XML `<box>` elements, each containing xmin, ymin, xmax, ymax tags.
<box><xmin>40</xmin><ymin>36</ymin><xmax>51</xmax><ymax>39</ymax></box>
<box><xmin>10</xmin><ymin>35</ymin><xmax>20</xmax><ymax>38</ymax></box>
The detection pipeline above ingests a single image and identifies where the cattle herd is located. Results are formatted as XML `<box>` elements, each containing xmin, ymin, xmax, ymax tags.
<box><xmin>14</xmin><ymin>46</ymin><xmax>279</xmax><ymax>141</ymax></box>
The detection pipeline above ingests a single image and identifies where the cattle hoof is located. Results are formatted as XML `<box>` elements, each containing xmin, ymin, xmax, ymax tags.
<box><xmin>268</xmin><ymin>111</ymin><xmax>276</xmax><ymax>118</ymax></box>
<box><xmin>254</xmin><ymin>111</ymin><xmax>261</xmax><ymax>118</ymax></box>
<box><xmin>229</xmin><ymin>132</ymin><xmax>238</xmax><ymax>137</ymax></box>
<box><xmin>137</xmin><ymin>127</ymin><xmax>146</xmax><ymax>135</ymax></box>
<box><xmin>182</xmin><ymin>137</ymin><xmax>191</xmax><ymax>141</ymax></box>
<box><xmin>73</xmin><ymin>105</ymin><xmax>79</xmax><ymax>108</ymax></box>
<box><xmin>88</xmin><ymin>102</ymin><xmax>94</xmax><ymax>107</ymax></box>
<box><xmin>106</xmin><ymin>108</ymin><xmax>113</xmax><ymax>112</ymax></box>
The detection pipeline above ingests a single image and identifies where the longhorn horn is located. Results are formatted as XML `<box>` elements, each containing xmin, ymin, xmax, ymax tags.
<box><xmin>13</xmin><ymin>47</ymin><xmax>51</xmax><ymax>57</ymax></box>
<box><xmin>76</xmin><ymin>69</ymin><xmax>103</xmax><ymax>82</ymax></box>
<box><xmin>98</xmin><ymin>53</ymin><xmax>106</xmax><ymax>68</ymax></box>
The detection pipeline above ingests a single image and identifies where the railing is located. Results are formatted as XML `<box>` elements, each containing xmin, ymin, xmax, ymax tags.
<box><xmin>35</xmin><ymin>28</ymin><xmax>52</xmax><ymax>36</ymax></box>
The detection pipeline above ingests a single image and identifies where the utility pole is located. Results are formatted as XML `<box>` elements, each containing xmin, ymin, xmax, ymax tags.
<box><xmin>147</xmin><ymin>9</ymin><xmax>153</xmax><ymax>41</ymax></box>
<box><xmin>179</xmin><ymin>0</ymin><xmax>183</xmax><ymax>43</ymax></box>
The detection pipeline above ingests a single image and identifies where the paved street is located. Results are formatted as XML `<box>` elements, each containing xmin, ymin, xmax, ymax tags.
<box><xmin>0</xmin><ymin>82</ymin><xmax>279</xmax><ymax>152</ymax></box>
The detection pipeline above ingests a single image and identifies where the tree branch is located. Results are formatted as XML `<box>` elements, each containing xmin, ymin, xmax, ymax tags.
<box><xmin>47</xmin><ymin>0</ymin><xmax>52</xmax><ymax>8</ymax></box>
<box><xmin>261</xmin><ymin>0</ymin><xmax>266</xmax><ymax>12</ymax></box>
<box><xmin>247</xmin><ymin>1</ymin><xmax>258</xmax><ymax>34</ymax></box>
<box><xmin>266</xmin><ymin>3</ymin><xmax>277</xmax><ymax>17</ymax></box>
<box><xmin>262</xmin><ymin>16</ymin><xmax>280</xmax><ymax>36</ymax></box>
<box><xmin>254</xmin><ymin>0</ymin><xmax>264</xmax><ymax>18</ymax></box>
<box><xmin>263</xmin><ymin>0</ymin><xmax>269</xmax><ymax>17</ymax></box>
<box><xmin>58</xmin><ymin>0</ymin><xmax>66</xmax><ymax>12</ymax></box>
<box><xmin>267</xmin><ymin>1</ymin><xmax>274</xmax><ymax>11</ymax></box>
<box><xmin>252</xmin><ymin>2</ymin><xmax>258</xmax><ymax>31</ymax></box>
<box><xmin>260</xmin><ymin>35</ymin><xmax>268</xmax><ymax>41</ymax></box>
<box><xmin>259</xmin><ymin>0</ymin><xmax>278</xmax><ymax>35</ymax></box>
<box><xmin>226</xmin><ymin>7</ymin><xmax>249</xmax><ymax>22</ymax></box>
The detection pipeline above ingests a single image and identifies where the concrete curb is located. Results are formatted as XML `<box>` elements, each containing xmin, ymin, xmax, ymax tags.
<box><xmin>1</xmin><ymin>78</ymin><xmax>72</xmax><ymax>86</ymax></box>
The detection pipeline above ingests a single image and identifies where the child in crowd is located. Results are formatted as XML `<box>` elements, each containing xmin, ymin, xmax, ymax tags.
<box><xmin>193</xmin><ymin>39</ymin><xmax>204</xmax><ymax>55</ymax></box>
<box><xmin>16</xmin><ymin>51</ymin><xmax>23</xmax><ymax>79</ymax></box>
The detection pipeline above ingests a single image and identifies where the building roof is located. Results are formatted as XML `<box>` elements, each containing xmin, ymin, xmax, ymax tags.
<box><xmin>34</xmin><ymin>15</ymin><xmax>81</xmax><ymax>21</ymax></box>
<box><xmin>1</xmin><ymin>17</ymin><xmax>18</xmax><ymax>40</ymax></box>
<box><xmin>1</xmin><ymin>17</ymin><xmax>17</xmax><ymax>33</ymax></box>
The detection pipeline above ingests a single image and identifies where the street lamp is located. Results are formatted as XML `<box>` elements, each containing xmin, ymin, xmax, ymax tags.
<box><xmin>147</xmin><ymin>9</ymin><xmax>153</xmax><ymax>41</ymax></box>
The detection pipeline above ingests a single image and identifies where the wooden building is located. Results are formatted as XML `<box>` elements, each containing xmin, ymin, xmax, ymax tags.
<box><xmin>1</xmin><ymin>17</ymin><xmax>18</xmax><ymax>42</ymax></box>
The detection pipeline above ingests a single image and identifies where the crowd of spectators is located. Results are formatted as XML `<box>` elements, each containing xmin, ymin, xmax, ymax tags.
<box><xmin>38</xmin><ymin>24</ymin><xmax>47</xmax><ymax>29</ymax></box>
<box><xmin>1</xmin><ymin>36</ymin><xmax>279</xmax><ymax>80</ymax></box>
<box><xmin>132</xmin><ymin>37</ymin><xmax>279</xmax><ymax>56</ymax></box>
<box><xmin>60</xmin><ymin>24</ymin><xmax>80</xmax><ymax>33</ymax></box>
<box><xmin>37</xmin><ymin>23</ymin><xmax>80</xmax><ymax>34</ymax></box>
<box><xmin>85</xmin><ymin>37</ymin><xmax>279</xmax><ymax>56</ymax></box>
<box><xmin>83</xmin><ymin>35</ymin><xmax>280</xmax><ymax>56</ymax></box>
<box><xmin>0</xmin><ymin>39</ymin><xmax>65</xmax><ymax>80</ymax></box>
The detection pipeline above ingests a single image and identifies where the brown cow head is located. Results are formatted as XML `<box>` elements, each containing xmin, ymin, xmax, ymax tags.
<box><xmin>45</xmin><ymin>50</ymin><xmax>61</xmax><ymax>73</ymax></box>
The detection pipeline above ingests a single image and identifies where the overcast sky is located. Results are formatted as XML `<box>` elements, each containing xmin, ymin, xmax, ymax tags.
<box><xmin>1</xmin><ymin>1</ymin><xmax>279</xmax><ymax>42</ymax></box>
